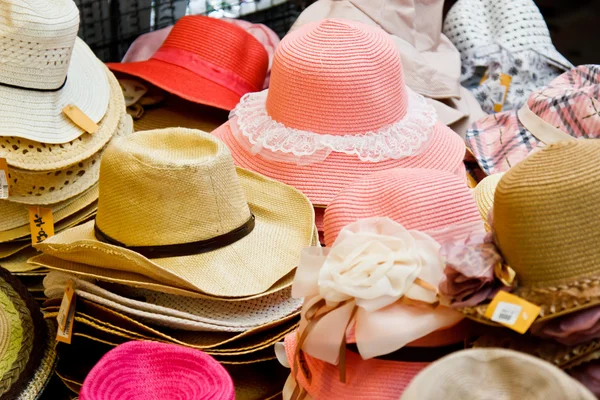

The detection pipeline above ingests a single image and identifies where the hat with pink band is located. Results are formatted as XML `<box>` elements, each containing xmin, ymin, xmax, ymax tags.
<box><xmin>466</xmin><ymin>65</ymin><xmax>600</xmax><ymax>175</ymax></box>
<box><xmin>212</xmin><ymin>19</ymin><xmax>466</xmax><ymax>208</ymax></box>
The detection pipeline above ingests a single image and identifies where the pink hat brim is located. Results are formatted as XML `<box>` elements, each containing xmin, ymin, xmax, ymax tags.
<box><xmin>213</xmin><ymin>121</ymin><xmax>466</xmax><ymax>207</ymax></box>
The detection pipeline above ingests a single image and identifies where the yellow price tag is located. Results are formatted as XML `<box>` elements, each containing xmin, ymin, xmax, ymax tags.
<box><xmin>63</xmin><ymin>104</ymin><xmax>99</xmax><ymax>134</ymax></box>
<box><xmin>28</xmin><ymin>207</ymin><xmax>55</xmax><ymax>245</ymax></box>
<box><xmin>485</xmin><ymin>290</ymin><xmax>541</xmax><ymax>334</ymax></box>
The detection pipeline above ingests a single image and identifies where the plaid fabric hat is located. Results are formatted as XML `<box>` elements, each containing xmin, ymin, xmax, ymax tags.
<box><xmin>466</xmin><ymin>65</ymin><xmax>600</xmax><ymax>175</ymax></box>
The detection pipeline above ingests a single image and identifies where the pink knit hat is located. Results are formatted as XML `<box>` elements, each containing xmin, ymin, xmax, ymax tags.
<box><xmin>212</xmin><ymin>19</ymin><xmax>466</xmax><ymax>207</ymax></box>
<box><xmin>324</xmin><ymin>168</ymin><xmax>483</xmax><ymax>246</ymax></box>
<box><xmin>466</xmin><ymin>65</ymin><xmax>600</xmax><ymax>175</ymax></box>
<box><xmin>79</xmin><ymin>341</ymin><xmax>234</xmax><ymax>400</ymax></box>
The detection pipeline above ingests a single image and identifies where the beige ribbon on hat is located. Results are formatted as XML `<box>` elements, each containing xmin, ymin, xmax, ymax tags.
<box><xmin>518</xmin><ymin>103</ymin><xmax>576</xmax><ymax>144</ymax></box>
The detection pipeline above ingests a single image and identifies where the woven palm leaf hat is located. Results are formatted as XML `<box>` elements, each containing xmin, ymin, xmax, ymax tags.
<box><xmin>0</xmin><ymin>266</ymin><xmax>54</xmax><ymax>400</ymax></box>
<box><xmin>33</xmin><ymin>128</ymin><xmax>315</xmax><ymax>298</ymax></box>
<box><xmin>459</xmin><ymin>140</ymin><xmax>600</xmax><ymax>323</ymax></box>
<box><xmin>212</xmin><ymin>18</ymin><xmax>466</xmax><ymax>209</ymax></box>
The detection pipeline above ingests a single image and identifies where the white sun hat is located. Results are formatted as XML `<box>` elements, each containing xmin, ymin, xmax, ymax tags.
<box><xmin>0</xmin><ymin>0</ymin><xmax>109</xmax><ymax>144</ymax></box>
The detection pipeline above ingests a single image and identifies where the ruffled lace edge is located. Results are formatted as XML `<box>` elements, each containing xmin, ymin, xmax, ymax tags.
<box><xmin>229</xmin><ymin>88</ymin><xmax>438</xmax><ymax>163</ymax></box>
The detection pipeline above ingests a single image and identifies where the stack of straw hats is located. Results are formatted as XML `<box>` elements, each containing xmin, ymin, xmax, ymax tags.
<box><xmin>0</xmin><ymin>0</ymin><xmax>131</xmax><ymax>297</ymax></box>
<box><xmin>32</xmin><ymin>128</ymin><xmax>316</xmax><ymax>399</ymax></box>
<box><xmin>439</xmin><ymin>140</ymin><xmax>600</xmax><ymax>395</ymax></box>
<box><xmin>276</xmin><ymin>167</ymin><xmax>485</xmax><ymax>399</ymax></box>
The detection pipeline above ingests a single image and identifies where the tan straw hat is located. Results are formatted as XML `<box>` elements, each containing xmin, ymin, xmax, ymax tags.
<box><xmin>0</xmin><ymin>0</ymin><xmax>109</xmax><ymax>144</ymax></box>
<box><xmin>43</xmin><ymin>271</ymin><xmax>302</xmax><ymax>332</ymax></box>
<box><xmin>473</xmin><ymin>172</ymin><xmax>504</xmax><ymax>231</ymax></box>
<box><xmin>0</xmin><ymin>66</ymin><xmax>124</xmax><ymax>170</ymax></box>
<box><xmin>455</xmin><ymin>140</ymin><xmax>600</xmax><ymax>322</ymax></box>
<box><xmin>35</xmin><ymin>128</ymin><xmax>315</xmax><ymax>297</ymax></box>
<box><xmin>400</xmin><ymin>348</ymin><xmax>595</xmax><ymax>399</ymax></box>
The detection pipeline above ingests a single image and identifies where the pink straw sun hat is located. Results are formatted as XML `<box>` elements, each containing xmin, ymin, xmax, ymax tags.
<box><xmin>79</xmin><ymin>341</ymin><xmax>234</xmax><ymax>400</ymax></box>
<box><xmin>212</xmin><ymin>18</ymin><xmax>466</xmax><ymax>207</ymax></box>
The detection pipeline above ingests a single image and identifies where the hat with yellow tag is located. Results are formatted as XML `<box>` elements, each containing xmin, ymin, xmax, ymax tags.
<box><xmin>0</xmin><ymin>0</ymin><xmax>109</xmax><ymax>144</ymax></box>
<box><xmin>441</xmin><ymin>139</ymin><xmax>600</xmax><ymax>325</ymax></box>
<box><xmin>33</xmin><ymin>128</ymin><xmax>315</xmax><ymax>298</ymax></box>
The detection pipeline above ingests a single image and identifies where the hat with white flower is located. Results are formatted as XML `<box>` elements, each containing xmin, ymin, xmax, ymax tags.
<box><xmin>212</xmin><ymin>18</ymin><xmax>466</xmax><ymax>208</ymax></box>
<box><xmin>466</xmin><ymin>65</ymin><xmax>600</xmax><ymax>175</ymax></box>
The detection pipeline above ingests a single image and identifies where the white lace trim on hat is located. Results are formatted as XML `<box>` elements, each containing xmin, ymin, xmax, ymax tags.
<box><xmin>229</xmin><ymin>89</ymin><xmax>437</xmax><ymax>164</ymax></box>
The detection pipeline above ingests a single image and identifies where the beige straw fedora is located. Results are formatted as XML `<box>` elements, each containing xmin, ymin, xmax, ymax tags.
<box><xmin>0</xmin><ymin>66</ymin><xmax>125</xmax><ymax>171</ymax></box>
<box><xmin>43</xmin><ymin>271</ymin><xmax>302</xmax><ymax>332</ymax></box>
<box><xmin>34</xmin><ymin>128</ymin><xmax>315</xmax><ymax>297</ymax></box>
<box><xmin>0</xmin><ymin>0</ymin><xmax>109</xmax><ymax>144</ymax></box>
<box><xmin>5</xmin><ymin>112</ymin><xmax>132</xmax><ymax>205</ymax></box>
<box><xmin>400</xmin><ymin>348</ymin><xmax>595</xmax><ymax>399</ymax></box>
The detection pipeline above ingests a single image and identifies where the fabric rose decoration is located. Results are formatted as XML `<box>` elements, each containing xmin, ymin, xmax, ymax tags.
<box><xmin>292</xmin><ymin>218</ymin><xmax>463</xmax><ymax>364</ymax></box>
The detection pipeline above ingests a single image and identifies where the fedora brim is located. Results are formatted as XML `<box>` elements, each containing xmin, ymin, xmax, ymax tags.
<box><xmin>0</xmin><ymin>66</ymin><xmax>124</xmax><ymax>171</ymax></box>
<box><xmin>35</xmin><ymin>166</ymin><xmax>315</xmax><ymax>297</ymax></box>
<box><xmin>473</xmin><ymin>172</ymin><xmax>504</xmax><ymax>231</ymax></box>
<box><xmin>108</xmin><ymin>58</ymin><xmax>244</xmax><ymax>112</ymax></box>
<box><xmin>0</xmin><ymin>39</ymin><xmax>109</xmax><ymax>144</ymax></box>
<box><xmin>466</xmin><ymin>111</ymin><xmax>543</xmax><ymax>176</ymax></box>
<box><xmin>213</xmin><ymin>120</ymin><xmax>466</xmax><ymax>207</ymax></box>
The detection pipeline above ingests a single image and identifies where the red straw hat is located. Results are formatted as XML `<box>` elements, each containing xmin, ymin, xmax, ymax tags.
<box><xmin>79</xmin><ymin>341</ymin><xmax>235</xmax><ymax>400</ymax></box>
<box><xmin>213</xmin><ymin>19</ymin><xmax>466</xmax><ymax>207</ymax></box>
<box><xmin>107</xmin><ymin>16</ymin><xmax>268</xmax><ymax>111</ymax></box>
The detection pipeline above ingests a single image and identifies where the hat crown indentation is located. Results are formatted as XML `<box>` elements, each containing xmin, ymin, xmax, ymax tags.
<box><xmin>96</xmin><ymin>128</ymin><xmax>252</xmax><ymax>248</ymax></box>
<box><xmin>0</xmin><ymin>0</ymin><xmax>80</xmax><ymax>90</ymax></box>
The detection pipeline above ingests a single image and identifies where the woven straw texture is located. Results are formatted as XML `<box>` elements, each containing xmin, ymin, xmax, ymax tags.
<box><xmin>0</xmin><ymin>267</ymin><xmax>46</xmax><ymax>400</ymax></box>
<box><xmin>282</xmin><ymin>332</ymin><xmax>429</xmax><ymax>399</ymax></box>
<box><xmin>108</xmin><ymin>16</ymin><xmax>268</xmax><ymax>111</ymax></box>
<box><xmin>0</xmin><ymin>183</ymin><xmax>97</xmax><ymax>233</ymax></box>
<box><xmin>401</xmin><ymin>348</ymin><xmax>595</xmax><ymax>399</ymax></box>
<box><xmin>35</xmin><ymin>128</ymin><xmax>314</xmax><ymax>297</ymax></box>
<box><xmin>79</xmin><ymin>341</ymin><xmax>235</xmax><ymax>400</ymax></box>
<box><xmin>5</xmin><ymin>113</ymin><xmax>132</xmax><ymax>205</ymax></box>
<box><xmin>43</xmin><ymin>271</ymin><xmax>302</xmax><ymax>332</ymax></box>
<box><xmin>0</xmin><ymin>242</ymin><xmax>29</xmax><ymax>261</ymax></box>
<box><xmin>323</xmin><ymin>168</ymin><xmax>483</xmax><ymax>246</ymax></box>
<box><xmin>30</xmin><ymin>253</ymin><xmax>298</xmax><ymax>301</ymax></box>
<box><xmin>473</xmin><ymin>172</ymin><xmax>504</xmax><ymax>231</ymax></box>
<box><xmin>0</xmin><ymin>0</ymin><xmax>109</xmax><ymax>144</ymax></box>
<box><xmin>213</xmin><ymin>18</ymin><xmax>466</xmax><ymax>206</ymax></box>
<box><xmin>462</xmin><ymin>140</ymin><xmax>600</xmax><ymax>322</ymax></box>
<box><xmin>17</xmin><ymin>320</ymin><xmax>57</xmax><ymax>400</ymax></box>
<box><xmin>0</xmin><ymin>66</ymin><xmax>125</xmax><ymax>170</ymax></box>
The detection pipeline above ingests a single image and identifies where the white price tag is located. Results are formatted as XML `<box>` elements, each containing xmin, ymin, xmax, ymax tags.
<box><xmin>490</xmin><ymin>301</ymin><xmax>522</xmax><ymax>326</ymax></box>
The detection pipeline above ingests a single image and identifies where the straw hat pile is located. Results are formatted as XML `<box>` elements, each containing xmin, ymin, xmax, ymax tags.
<box><xmin>0</xmin><ymin>0</ymin><xmax>132</xmax><ymax>298</ymax></box>
<box><xmin>32</xmin><ymin>128</ymin><xmax>316</xmax><ymax>399</ymax></box>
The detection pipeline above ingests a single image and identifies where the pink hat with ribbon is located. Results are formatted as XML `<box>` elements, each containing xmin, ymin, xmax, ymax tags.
<box><xmin>212</xmin><ymin>18</ymin><xmax>466</xmax><ymax>207</ymax></box>
<box><xmin>278</xmin><ymin>169</ymin><xmax>490</xmax><ymax>399</ymax></box>
<box><xmin>79</xmin><ymin>341</ymin><xmax>235</xmax><ymax>400</ymax></box>
<box><xmin>466</xmin><ymin>65</ymin><xmax>600</xmax><ymax>175</ymax></box>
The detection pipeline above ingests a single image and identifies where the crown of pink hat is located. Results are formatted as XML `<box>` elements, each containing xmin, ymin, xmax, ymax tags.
<box><xmin>79</xmin><ymin>341</ymin><xmax>235</xmax><ymax>400</ymax></box>
<box><xmin>266</xmin><ymin>18</ymin><xmax>407</xmax><ymax>135</ymax></box>
<box><xmin>324</xmin><ymin>168</ymin><xmax>483</xmax><ymax>246</ymax></box>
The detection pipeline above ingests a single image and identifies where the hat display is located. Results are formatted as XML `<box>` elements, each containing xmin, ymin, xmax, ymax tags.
<box><xmin>442</xmin><ymin>140</ymin><xmax>600</xmax><ymax>323</ymax></box>
<box><xmin>467</xmin><ymin>65</ymin><xmax>600</xmax><ymax>175</ymax></box>
<box><xmin>0</xmin><ymin>267</ymin><xmax>50</xmax><ymax>399</ymax></box>
<box><xmin>0</xmin><ymin>0</ymin><xmax>109</xmax><ymax>144</ymax></box>
<box><xmin>444</xmin><ymin>0</ymin><xmax>572</xmax><ymax>114</ymax></box>
<box><xmin>400</xmin><ymin>348</ymin><xmax>595</xmax><ymax>399</ymax></box>
<box><xmin>213</xmin><ymin>18</ymin><xmax>466</xmax><ymax>207</ymax></box>
<box><xmin>34</xmin><ymin>128</ymin><xmax>314</xmax><ymax>298</ymax></box>
<box><xmin>108</xmin><ymin>16</ymin><xmax>269</xmax><ymax>111</ymax></box>
<box><xmin>79</xmin><ymin>341</ymin><xmax>235</xmax><ymax>400</ymax></box>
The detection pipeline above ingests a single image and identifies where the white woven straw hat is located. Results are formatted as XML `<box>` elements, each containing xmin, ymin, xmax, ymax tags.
<box><xmin>35</xmin><ymin>128</ymin><xmax>315</xmax><ymax>297</ymax></box>
<box><xmin>0</xmin><ymin>67</ymin><xmax>125</xmax><ymax>170</ymax></box>
<box><xmin>0</xmin><ymin>0</ymin><xmax>109</xmax><ymax>144</ymax></box>
<box><xmin>43</xmin><ymin>272</ymin><xmax>302</xmax><ymax>332</ymax></box>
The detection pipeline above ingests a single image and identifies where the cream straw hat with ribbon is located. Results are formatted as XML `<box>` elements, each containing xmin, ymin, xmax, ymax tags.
<box><xmin>0</xmin><ymin>0</ymin><xmax>109</xmax><ymax>144</ymax></box>
<box><xmin>34</xmin><ymin>128</ymin><xmax>315</xmax><ymax>298</ymax></box>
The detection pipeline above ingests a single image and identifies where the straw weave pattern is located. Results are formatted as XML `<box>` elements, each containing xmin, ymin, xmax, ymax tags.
<box><xmin>265</xmin><ymin>19</ymin><xmax>407</xmax><ymax>135</ymax></box>
<box><xmin>494</xmin><ymin>140</ymin><xmax>600</xmax><ymax>287</ymax></box>
<box><xmin>324</xmin><ymin>168</ymin><xmax>483</xmax><ymax>245</ymax></box>
<box><xmin>0</xmin><ymin>0</ymin><xmax>79</xmax><ymax>90</ymax></box>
